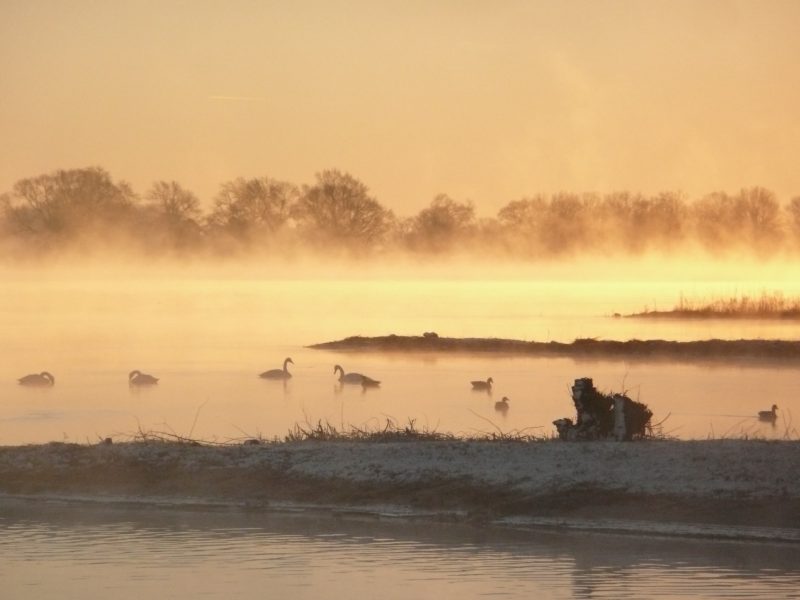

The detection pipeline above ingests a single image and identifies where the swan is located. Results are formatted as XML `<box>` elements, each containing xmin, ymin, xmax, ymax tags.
<box><xmin>129</xmin><ymin>370</ymin><xmax>159</xmax><ymax>386</ymax></box>
<box><xmin>361</xmin><ymin>375</ymin><xmax>381</xmax><ymax>388</ymax></box>
<box><xmin>494</xmin><ymin>396</ymin><xmax>510</xmax><ymax>413</ymax></box>
<box><xmin>260</xmin><ymin>357</ymin><xmax>293</xmax><ymax>380</ymax></box>
<box><xmin>334</xmin><ymin>364</ymin><xmax>368</xmax><ymax>384</ymax></box>
<box><xmin>18</xmin><ymin>371</ymin><xmax>55</xmax><ymax>386</ymax></box>
<box><xmin>758</xmin><ymin>404</ymin><xmax>778</xmax><ymax>421</ymax></box>
<box><xmin>471</xmin><ymin>377</ymin><xmax>493</xmax><ymax>391</ymax></box>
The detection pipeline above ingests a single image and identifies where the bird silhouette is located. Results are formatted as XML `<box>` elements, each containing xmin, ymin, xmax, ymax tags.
<box><xmin>758</xmin><ymin>404</ymin><xmax>778</xmax><ymax>422</ymax></box>
<box><xmin>129</xmin><ymin>370</ymin><xmax>159</xmax><ymax>386</ymax></box>
<box><xmin>334</xmin><ymin>364</ymin><xmax>371</xmax><ymax>384</ymax></box>
<box><xmin>18</xmin><ymin>371</ymin><xmax>55</xmax><ymax>387</ymax></box>
<box><xmin>260</xmin><ymin>357</ymin><xmax>293</xmax><ymax>380</ymax></box>
<box><xmin>471</xmin><ymin>377</ymin><xmax>493</xmax><ymax>391</ymax></box>
<box><xmin>494</xmin><ymin>396</ymin><xmax>510</xmax><ymax>415</ymax></box>
<box><xmin>360</xmin><ymin>375</ymin><xmax>381</xmax><ymax>388</ymax></box>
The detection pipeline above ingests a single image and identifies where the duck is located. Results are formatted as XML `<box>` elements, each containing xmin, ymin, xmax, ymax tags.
<box><xmin>758</xmin><ymin>404</ymin><xmax>778</xmax><ymax>422</ymax></box>
<box><xmin>18</xmin><ymin>371</ymin><xmax>55</xmax><ymax>387</ymax></box>
<box><xmin>360</xmin><ymin>375</ymin><xmax>381</xmax><ymax>388</ymax></box>
<box><xmin>129</xmin><ymin>370</ymin><xmax>159</xmax><ymax>386</ymax></box>
<box><xmin>334</xmin><ymin>364</ymin><xmax>369</xmax><ymax>384</ymax></box>
<box><xmin>259</xmin><ymin>357</ymin><xmax>293</xmax><ymax>380</ymax></box>
<box><xmin>471</xmin><ymin>377</ymin><xmax>493</xmax><ymax>391</ymax></box>
<box><xmin>494</xmin><ymin>396</ymin><xmax>510</xmax><ymax>414</ymax></box>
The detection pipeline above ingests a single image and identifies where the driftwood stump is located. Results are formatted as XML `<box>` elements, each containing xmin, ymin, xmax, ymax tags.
<box><xmin>553</xmin><ymin>378</ymin><xmax>652</xmax><ymax>441</ymax></box>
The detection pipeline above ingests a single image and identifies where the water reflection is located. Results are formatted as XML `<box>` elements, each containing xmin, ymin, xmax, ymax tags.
<box><xmin>2</xmin><ymin>277</ymin><xmax>800</xmax><ymax>444</ymax></box>
<box><xmin>0</xmin><ymin>500</ymin><xmax>797</xmax><ymax>599</ymax></box>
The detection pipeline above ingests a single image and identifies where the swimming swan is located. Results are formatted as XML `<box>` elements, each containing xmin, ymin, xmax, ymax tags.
<box><xmin>334</xmin><ymin>364</ymin><xmax>368</xmax><ymax>384</ymax></box>
<box><xmin>360</xmin><ymin>375</ymin><xmax>381</xmax><ymax>388</ymax></box>
<box><xmin>129</xmin><ymin>370</ymin><xmax>159</xmax><ymax>386</ymax></box>
<box><xmin>260</xmin><ymin>357</ymin><xmax>293</xmax><ymax>380</ymax></box>
<box><xmin>18</xmin><ymin>371</ymin><xmax>55</xmax><ymax>386</ymax></box>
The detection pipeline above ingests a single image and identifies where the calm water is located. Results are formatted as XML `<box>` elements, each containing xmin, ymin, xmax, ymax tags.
<box><xmin>1</xmin><ymin>500</ymin><xmax>798</xmax><ymax>600</ymax></box>
<box><xmin>2</xmin><ymin>265</ymin><xmax>800</xmax><ymax>444</ymax></box>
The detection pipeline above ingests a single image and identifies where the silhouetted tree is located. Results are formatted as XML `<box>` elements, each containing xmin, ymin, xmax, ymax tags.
<box><xmin>597</xmin><ymin>191</ymin><xmax>687</xmax><ymax>253</ymax></box>
<box><xmin>142</xmin><ymin>181</ymin><xmax>203</xmax><ymax>249</ymax></box>
<box><xmin>405</xmin><ymin>194</ymin><xmax>476</xmax><ymax>253</ymax></box>
<box><xmin>693</xmin><ymin>187</ymin><xmax>782</xmax><ymax>255</ymax></box>
<box><xmin>293</xmin><ymin>170</ymin><xmax>393</xmax><ymax>249</ymax></box>
<box><xmin>3</xmin><ymin>167</ymin><xmax>136</xmax><ymax>240</ymax></box>
<box><xmin>496</xmin><ymin>196</ymin><xmax>548</xmax><ymax>256</ymax></box>
<box><xmin>540</xmin><ymin>193</ymin><xmax>594</xmax><ymax>255</ymax></box>
<box><xmin>208</xmin><ymin>177</ymin><xmax>299</xmax><ymax>243</ymax></box>
<box><xmin>737</xmin><ymin>187</ymin><xmax>783</xmax><ymax>253</ymax></box>
<box><xmin>644</xmin><ymin>191</ymin><xmax>688</xmax><ymax>248</ymax></box>
<box><xmin>787</xmin><ymin>196</ymin><xmax>800</xmax><ymax>245</ymax></box>
<box><xmin>693</xmin><ymin>191</ymin><xmax>736</xmax><ymax>251</ymax></box>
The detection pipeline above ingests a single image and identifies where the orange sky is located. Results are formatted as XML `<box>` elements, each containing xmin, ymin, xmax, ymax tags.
<box><xmin>1</xmin><ymin>0</ymin><xmax>799</xmax><ymax>215</ymax></box>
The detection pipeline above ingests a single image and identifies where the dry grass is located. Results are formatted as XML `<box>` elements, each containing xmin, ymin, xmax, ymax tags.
<box><xmin>631</xmin><ymin>291</ymin><xmax>800</xmax><ymax>319</ymax></box>
<box><xmin>115</xmin><ymin>413</ymin><xmax>696</xmax><ymax>448</ymax></box>
<box><xmin>114</xmin><ymin>414</ymin><xmax>550</xmax><ymax>447</ymax></box>
<box><xmin>283</xmin><ymin>417</ymin><xmax>547</xmax><ymax>443</ymax></box>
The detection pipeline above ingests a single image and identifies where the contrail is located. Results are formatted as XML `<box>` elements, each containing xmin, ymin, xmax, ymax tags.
<box><xmin>208</xmin><ymin>95</ymin><xmax>265</xmax><ymax>101</ymax></box>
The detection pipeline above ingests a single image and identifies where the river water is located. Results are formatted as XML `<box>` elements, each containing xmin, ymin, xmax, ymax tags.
<box><xmin>2</xmin><ymin>261</ymin><xmax>800</xmax><ymax>444</ymax></box>
<box><xmin>2</xmin><ymin>260</ymin><xmax>800</xmax><ymax>598</ymax></box>
<box><xmin>1</xmin><ymin>500</ymin><xmax>798</xmax><ymax>600</ymax></box>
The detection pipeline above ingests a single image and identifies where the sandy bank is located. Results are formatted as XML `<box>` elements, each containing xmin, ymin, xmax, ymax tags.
<box><xmin>1</xmin><ymin>440</ymin><xmax>798</xmax><ymax>537</ymax></box>
<box><xmin>310</xmin><ymin>335</ymin><xmax>800</xmax><ymax>362</ymax></box>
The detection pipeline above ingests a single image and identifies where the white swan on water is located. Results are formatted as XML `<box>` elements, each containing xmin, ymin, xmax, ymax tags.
<box><xmin>129</xmin><ymin>370</ymin><xmax>159</xmax><ymax>386</ymax></box>
<box><xmin>260</xmin><ymin>358</ymin><xmax>293</xmax><ymax>380</ymax></box>
<box><xmin>334</xmin><ymin>364</ymin><xmax>367</xmax><ymax>384</ymax></box>
<box><xmin>18</xmin><ymin>371</ymin><xmax>55</xmax><ymax>386</ymax></box>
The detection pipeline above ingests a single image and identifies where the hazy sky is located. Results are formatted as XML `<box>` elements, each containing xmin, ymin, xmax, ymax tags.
<box><xmin>1</xmin><ymin>0</ymin><xmax>799</xmax><ymax>214</ymax></box>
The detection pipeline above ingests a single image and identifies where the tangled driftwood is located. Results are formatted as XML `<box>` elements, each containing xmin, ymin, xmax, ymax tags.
<box><xmin>553</xmin><ymin>378</ymin><xmax>653</xmax><ymax>441</ymax></box>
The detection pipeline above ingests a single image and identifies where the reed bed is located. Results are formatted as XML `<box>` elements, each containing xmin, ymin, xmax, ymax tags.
<box><xmin>631</xmin><ymin>291</ymin><xmax>800</xmax><ymax>319</ymax></box>
<box><xmin>120</xmin><ymin>416</ymin><xmax>549</xmax><ymax>447</ymax></box>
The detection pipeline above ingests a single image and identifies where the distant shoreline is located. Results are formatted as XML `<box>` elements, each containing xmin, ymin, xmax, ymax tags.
<box><xmin>625</xmin><ymin>310</ymin><xmax>800</xmax><ymax>320</ymax></box>
<box><xmin>309</xmin><ymin>335</ymin><xmax>800</xmax><ymax>361</ymax></box>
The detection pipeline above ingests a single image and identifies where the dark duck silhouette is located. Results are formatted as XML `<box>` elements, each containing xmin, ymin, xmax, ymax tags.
<box><xmin>129</xmin><ymin>370</ymin><xmax>159</xmax><ymax>386</ymax></box>
<box><xmin>758</xmin><ymin>404</ymin><xmax>778</xmax><ymax>422</ymax></box>
<box><xmin>494</xmin><ymin>396</ymin><xmax>510</xmax><ymax>414</ymax></box>
<box><xmin>471</xmin><ymin>377</ymin><xmax>493</xmax><ymax>391</ymax></box>
<box><xmin>18</xmin><ymin>371</ymin><xmax>55</xmax><ymax>387</ymax></box>
<box><xmin>334</xmin><ymin>364</ymin><xmax>371</xmax><ymax>384</ymax></box>
<box><xmin>260</xmin><ymin>357</ymin><xmax>293</xmax><ymax>380</ymax></box>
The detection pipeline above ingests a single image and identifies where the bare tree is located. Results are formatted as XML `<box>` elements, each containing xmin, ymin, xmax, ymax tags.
<box><xmin>405</xmin><ymin>194</ymin><xmax>476</xmax><ymax>253</ymax></box>
<box><xmin>497</xmin><ymin>195</ymin><xmax>550</xmax><ymax>256</ymax></box>
<box><xmin>143</xmin><ymin>181</ymin><xmax>203</xmax><ymax>249</ymax></box>
<box><xmin>3</xmin><ymin>167</ymin><xmax>137</xmax><ymax>239</ymax></box>
<box><xmin>208</xmin><ymin>177</ymin><xmax>299</xmax><ymax>243</ymax></box>
<box><xmin>293</xmin><ymin>170</ymin><xmax>393</xmax><ymax>249</ymax></box>
<box><xmin>786</xmin><ymin>196</ymin><xmax>800</xmax><ymax>245</ymax></box>
<box><xmin>693</xmin><ymin>187</ymin><xmax>782</xmax><ymax>255</ymax></box>
<box><xmin>146</xmin><ymin>181</ymin><xmax>201</xmax><ymax>224</ymax></box>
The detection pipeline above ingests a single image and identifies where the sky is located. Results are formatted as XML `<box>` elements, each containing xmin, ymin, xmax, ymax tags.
<box><xmin>1</xmin><ymin>0</ymin><xmax>799</xmax><ymax>215</ymax></box>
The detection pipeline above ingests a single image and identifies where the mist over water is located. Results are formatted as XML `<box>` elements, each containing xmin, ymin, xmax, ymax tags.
<box><xmin>4</xmin><ymin>4</ymin><xmax>800</xmax><ymax>595</ymax></box>
<box><xmin>2</xmin><ymin>256</ymin><xmax>800</xmax><ymax>444</ymax></box>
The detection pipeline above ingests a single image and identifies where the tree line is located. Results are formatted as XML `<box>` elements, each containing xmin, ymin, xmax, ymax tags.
<box><xmin>2</xmin><ymin>166</ymin><xmax>800</xmax><ymax>259</ymax></box>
